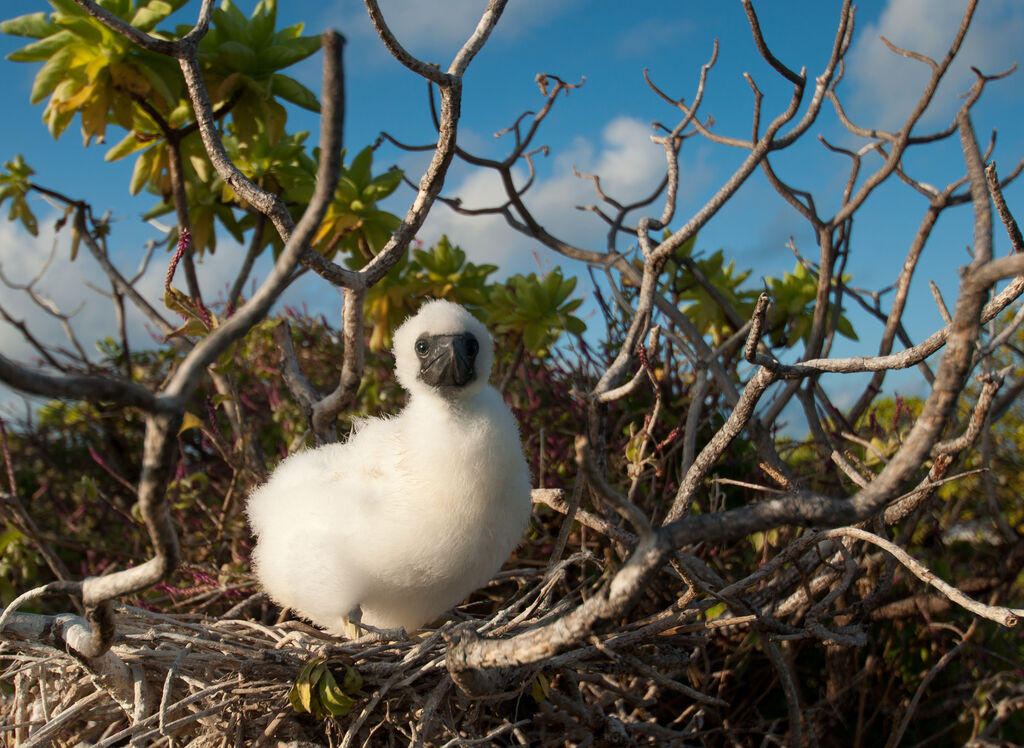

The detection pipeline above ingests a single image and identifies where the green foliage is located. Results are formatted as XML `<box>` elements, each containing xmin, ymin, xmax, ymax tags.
<box><xmin>312</xmin><ymin>145</ymin><xmax>403</xmax><ymax>262</ymax></box>
<box><xmin>189</xmin><ymin>0</ymin><xmax>321</xmax><ymax>147</ymax></box>
<box><xmin>0</xmin><ymin>155</ymin><xmax>38</xmax><ymax>235</ymax></box>
<box><xmin>363</xmin><ymin>235</ymin><xmax>497</xmax><ymax>350</ymax></box>
<box><xmin>225</xmin><ymin>127</ymin><xmax>314</xmax><ymax>199</ymax></box>
<box><xmin>667</xmin><ymin>239</ymin><xmax>760</xmax><ymax>344</ymax></box>
<box><xmin>362</xmin><ymin>236</ymin><xmax>587</xmax><ymax>356</ymax></box>
<box><xmin>410</xmin><ymin>235</ymin><xmax>497</xmax><ymax>304</ymax></box>
<box><xmin>764</xmin><ymin>261</ymin><xmax>858</xmax><ymax>347</ymax></box>
<box><xmin>657</xmin><ymin>234</ymin><xmax>856</xmax><ymax>348</ymax></box>
<box><xmin>288</xmin><ymin>656</ymin><xmax>363</xmax><ymax>719</ymax></box>
<box><xmin>2</xmin><ymin>0</ymin><xmax>186</xmax><ymax>143</ymax></box>
<box><xmin>1</xmin><ymin>0</ymin><xmax>376</xmax><ymax>262</ymax></box>
<box><xmin>0</xmin><ymin>527</ymin><xmax>40</xmax><ymax>606</ymax></box>
<box><xmin>487</xmin><ymin>269</ymin><xmax>586</xmax><ymax>356</ymax></box>
<box><xmin>854</xmin><ymin>394</ymin><xmax>924</xmax><ymax>467</ymax></box>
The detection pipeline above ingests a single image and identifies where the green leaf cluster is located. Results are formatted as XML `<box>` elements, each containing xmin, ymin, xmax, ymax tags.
<box><xmin>0</xmin><ymin>527</ymin><xmax>41</xmax><ymax>606</ymax></box>
<box><xmin>669</xmin><ymin>245</ymin><xmax>760</xmax><ymax>345</ymax></box>
<box><xmin>2</xmin><ymin>0</ymin><xmax>357</xmax><ymax>260</ymax></box>
<box><xmin>488</xmin><ymin>269</ymin><xmax>586</xmax><ymax>355</ymax></box>
<box><xmin>289</xmin><ymin>656</ymin><xmax>363</xmax><ymax>719</ymax></box>
<box><xmin>3</xmin><ymin>0</ymin><xmax>187</xmax><ymax>144</ymax></box>
<box><xmin>363</xmin><ymin>236</ymin><xmax>587</xmax><ymax>356</ymax></box>
<box><xmin>189</xmin><ymin>0</ymin><xmax>321</xmax><ymax>147</ymax></box>
<box><xmin>0</xmin><ymin>155</ymin><xmax>38</xmax><ymax>236</ymax></box>
<box><xmin>655</xmin><ymin>232</ymin><xmax>860</xmax><ymax>351</ymax></box>
<box><xmin>314</xmin><ymin>146</ymin><xmax>403</xmax><ymax>263</ymax></box>
<box><xmin>363</xmin><ymin>235</ymin><xmax>498</xmax><ymax>350</ymax></box>
<box><xmin>764</xmin><ymin>261</ymin><xmax>858</xmax><ymax>347</ymax></box>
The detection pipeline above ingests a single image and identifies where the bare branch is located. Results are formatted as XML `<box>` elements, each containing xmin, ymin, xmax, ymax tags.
<box><xmin>987</xmin><ymin>161</ymin><xmax>1024</xmax><ymax>253</ymax></box>
<box><xmin>0</xmin><ymin>352</ymin><xmax>173</xmax><ymax>412</ymax></box>
<box><xmin>741</xmin><ymin>0</ymin><xmax>804</xmax><ymax>86</ymax></box>
<box><xmin>70</xmin><ymin>0</ymin><xmax>214</xmax><ymax>57</ymax></box>
<box><xmin>311</xmin><ymin>286</ymin><xmax>366</xmax><ymax>437</ymax></box>
<box><xmin>576</xmin><ymin>436</ymin><xmax>654</xmax><ymax>542</ymax></box>
<box><xmin>828</xmin><ymin>528</ymin><xmax>1020</xmax><ymax>626</ymax></box>
<box><xmin>164</xmin><ymin>30</ymin><xmax>347</xmax><ymax>399</ymax></box>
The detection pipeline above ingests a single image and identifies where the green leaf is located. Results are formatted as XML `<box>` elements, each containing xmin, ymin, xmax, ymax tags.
<box><xmin>675</xmin><ymin>231</ymin><xmax>698</xmax><ymax>258</ymax></box>
<box><xmin>363</xmin><ymin>168</ymin><xmax>403</xmax><ymax>201</ymax></box>
<box><xmin>566</xmin><ymin>316</ymin><xmax>586</xmax><ymax>335</ymax></box>
<box><xmin>348</xmin><ymin>146</ymin><xmax>373</xmax><ymax>187</ymax></box>
<box><xmin>29</xmin><ymin>45</ymin><xmax>74</xmax><ymax>105</ymax></box>
<box><xmin>260</xmin><ymin>97</ymin><xmax>287</xmax><ymax>145</ymax></box>
<box><xmin>178</xmin><ymin>411</ymin><xmax>203</xmax><ymax>434</ymax></box>
<box><xmin>836</xmin><ymin>314</ymin><xmax>858</xmax><ymax>341</ymax></box>
<box><xmin>217</xmin><ymin>39</ymin><xmax>259</xmax><ymax>72</ymax></box>
<box><xmin>138</xmin><ymin>56</ymin><xmax>179</xmax><ymax>107</ymax></box>
<box><xmin>248</xmin><ymin>0</ymin><xmax>276</xmax><ymax>48</ymax></box>
<box><xmin>317</xmin><ymin>667</ymin><xmax>355</xmax><ymax>717</ymax></box>
<box><xmin>289</xmin><ymin>656</ymin><xmax>327</xmax><ymax>715</ymax></box>
<box><xmin>53</xmin><ymin>15</ymin><xmax>105</xmax><ymax>45</ymax></box>
<box><xmin>1</xmin><ymin>12</ymin><xmax>59</xmax><ymax>38</ymax></box>
<box><xmin>260</xmin><ymin>35</ymin><xmax>321</xmax><ymax>71</ymax></box>
<box><xmin>5</xmin><ymin>31</ymin><xmax>75</xmax><ymax>63</ymax></box>
<box><xmin>46</xmin><ymin>0</ymin><xmax>89</xmax><ymax>17</ymax></box>
<box><xmin>141</xmin><ymin>199</ymin><xmax>174</xmax><ymax>221</ymax></box>
<box><xmin>523</xmin><ymin>322</ymin><xmax>547</xmax><ymax>354</ymax></box>
<box><xmin>130</xmin><ymin>0</ymin><xmax>175</xmax><ymax>32</ymax></box>
<box><xmin>163</xmin><ymin>286</ymin><xmax>202</xmax><ymax>322</ymax></box>
<box><xmin>341</xmin><ymin>664</ymin><xmax>362</xmax><ymax>694</ymax></box>
<box><xmin>272</xmin><ymin>21</ymin><xmax>306</xmax><ymax>43</ymax></box>
<box><xmin>210</xmin><ymin>6</ymin><xmax>246</xmax><ymax>46</ymax></box>
<box><xmin>704</xmin><ymin>602</ymin><xmax>728</xmax><ymax>620</ymax></box>
<box><xmin>129</xmin><ymin>146</ymin><xmax>157</xmax><ymax>195</ymax></box>
<box><xmin>0</xmin><ymin>528</ymin><xmax>25</xmax><ymax>555</ymax></box>
<box><xmin>270</xmin><ymin>73</ymin><xmax>320</xmax><ymax>112</ymax></box>
<box><xmin>103</xmin><ymin>0</ymin><xmax>132</xmax><ymax>15</ymax></box>
<box><xmin>105</xmin><ymin>132</ymin><xmax>156</xmax><ymax>162</ymax></box>
<box><xmin>531</xmin><ymin>673</ymin><xmax>551</xmax><ymax>703</ymax></box>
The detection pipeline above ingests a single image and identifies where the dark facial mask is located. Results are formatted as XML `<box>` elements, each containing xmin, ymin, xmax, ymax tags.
<box><xmin>415</xmin><ymin>332</ymin><xmax>479</xmax><ymax>388</ymax></box>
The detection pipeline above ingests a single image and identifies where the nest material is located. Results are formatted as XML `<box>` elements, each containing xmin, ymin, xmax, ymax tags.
<box><xmin>0</xmin><ymin>553</ymin><xmax>736</xmax><ymax>747</ymax></box>
<box><xmin>1</xmin><ymin>602</ymin><xmax>480</xmax><ymax>747</ymax></box>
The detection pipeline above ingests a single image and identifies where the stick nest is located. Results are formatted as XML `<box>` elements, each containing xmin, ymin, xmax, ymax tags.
<box><xmin>0</xmin><ymin>553</ymin><xmax>737</xmax><ymax>747</ymax></box>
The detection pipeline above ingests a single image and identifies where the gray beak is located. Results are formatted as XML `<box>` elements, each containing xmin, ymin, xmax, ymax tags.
<box><xmin>415</xmin><ymin>333</ymin><xmax>479</xmax><ymax>388</ymax></box>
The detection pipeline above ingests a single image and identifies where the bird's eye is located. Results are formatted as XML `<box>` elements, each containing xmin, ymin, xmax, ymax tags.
<box><xmin>465</xmin><ymin>336</ymin><xmax>479</xmax><ymax>356</ymax></box>
<box><xmin>414</xmin><ymin>338</ymin><xmax>430</xmax><ymax>357</ymax></box>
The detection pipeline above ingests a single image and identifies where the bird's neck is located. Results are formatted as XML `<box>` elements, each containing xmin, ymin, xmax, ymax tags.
<box><xmin>407</xmin><ymin>387</ymin><xmax>494</xmax><ymax>422</ymax></box>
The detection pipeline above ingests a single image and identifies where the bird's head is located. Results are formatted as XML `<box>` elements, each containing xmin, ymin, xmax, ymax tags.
<box><xmin>393</xmin><ymin>300</ymin><xmax>494</xmax><ymax>399</ymax></box>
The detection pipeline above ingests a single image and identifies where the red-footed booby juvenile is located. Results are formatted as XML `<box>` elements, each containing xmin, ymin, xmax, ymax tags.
<box><xmin>246</xmin><ymin>300</ymin><xmax>532</xmax><ymax>636</ymax></box>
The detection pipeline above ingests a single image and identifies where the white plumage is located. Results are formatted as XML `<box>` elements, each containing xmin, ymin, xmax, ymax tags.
<box><xmin>246</xmin><ymin>300</ymin><xmax>532</xmax><ymax>636</ymax></box>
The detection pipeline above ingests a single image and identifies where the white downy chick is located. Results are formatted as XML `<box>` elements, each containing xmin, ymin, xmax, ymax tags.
<box><xmin>246</xmin><ymin>300</ymin><xmax>532</xmax><ymax>636</ymax></box>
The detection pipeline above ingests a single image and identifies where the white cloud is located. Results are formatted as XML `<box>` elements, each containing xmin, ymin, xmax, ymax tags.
<box><xmin>846</xmin><ymin>0</ymin><xmax>1024</xmax><ymax>128</ymax></box>
<box><xmin>417</xmin><ymin>115</ymin><xmax>711</xmax><ymax>273</ymax></box>
<box><xmin>0</xmin><ymin>209</ymin><xmax>295</xmax><ymax>412</ymax></box>
<box><xmin>0</xmin><ymin>218</ymin><xmax>120</xmax><ymax>362</ymax></box>
<box><xmin>0</xmin><ymin>217</ymin><xmax>126</xmax><ymax>413</ymax></box>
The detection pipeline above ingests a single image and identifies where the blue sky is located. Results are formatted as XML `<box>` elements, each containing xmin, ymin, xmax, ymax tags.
<box><xmin>1</xmin><ymin>0</ymin><xmax>1023</xmax><ymax>415</ymax></box>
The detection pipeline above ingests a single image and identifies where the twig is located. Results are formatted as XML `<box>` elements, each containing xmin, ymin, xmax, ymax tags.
<box><xmin>824</xmin><ymin>527</ymin><xmax>1021</xmax><ymax>627</ymax></box>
